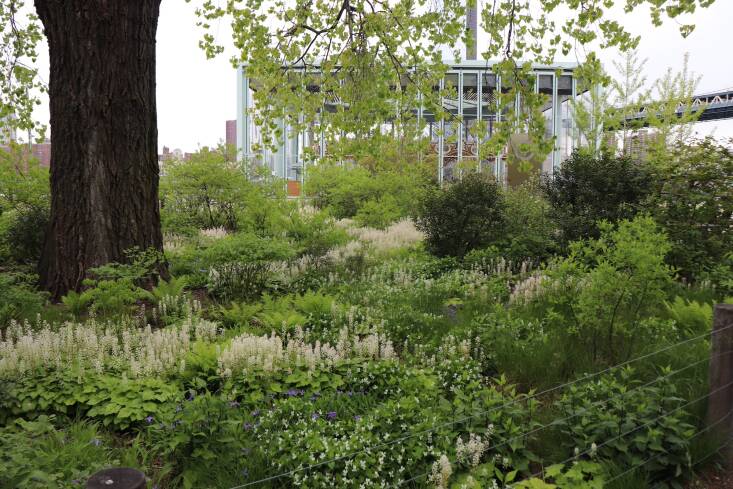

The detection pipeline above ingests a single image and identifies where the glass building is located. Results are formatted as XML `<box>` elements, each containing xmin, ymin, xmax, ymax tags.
<box><xmin>236</xmin><ymin>60</ymin><xmax>584</xmax><ymax>186</ymax></box>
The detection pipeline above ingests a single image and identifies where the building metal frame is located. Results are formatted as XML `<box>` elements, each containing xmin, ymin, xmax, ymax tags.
<box><xmin>236</xmin><ymin>60</ymin><xmax>582</xmax><ymax>186</ymax></box>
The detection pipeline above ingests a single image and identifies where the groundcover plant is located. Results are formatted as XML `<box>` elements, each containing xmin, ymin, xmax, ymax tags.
<box><xmin>1</xmin><ymin>140</ymin><xmax>732</xmax><ymax>488</ymax></box>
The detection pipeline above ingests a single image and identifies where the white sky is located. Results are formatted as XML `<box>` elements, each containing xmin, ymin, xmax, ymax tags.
<box><xmin>31</xmin><ymin>0</ymin><xmax>733</xmax><ymax>152</ymax></box>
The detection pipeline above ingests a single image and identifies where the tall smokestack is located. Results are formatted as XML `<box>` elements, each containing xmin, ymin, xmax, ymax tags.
<box><xmin>465</xmin><ymin>1</ymin><xmax>477</xmax><ymax>60</ymax></box>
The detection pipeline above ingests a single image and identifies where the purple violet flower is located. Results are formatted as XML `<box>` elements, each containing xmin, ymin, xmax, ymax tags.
<box><xmin>326</xmin><ymin>411</ymin><xmax>337</xmax><ymax>421</ymax></box>
<box><xmin>145</xmin><ymin>415</ymin><xmax>155</xmax><ymax>424</ymax></box>
<box><xmin>244</xmin><ymin>422</ymin><xmax>253</xmax><ymax>431</ymax></box>
<box><xmin>251</xmin><ymin>409</ymin><xmax>260</xmax><ymax>417</ymax></box>
<box><xmin>311</xmin><ymin>413</ymin><xmax>320</xmax><ymax>421</ymax></box>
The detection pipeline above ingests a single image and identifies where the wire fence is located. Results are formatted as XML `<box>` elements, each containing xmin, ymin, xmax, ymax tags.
<box><xmin>603</xmin><ymin>411</ymin><xmax>733</xmax><ymax>487</ymax></box>
<box><xmin>226</xmin><ymin>320</ymin><xmax>733</xmax><ymax>489</ymax></box>
<box><xmin>398</xmin><ymin>352</ymin><xmax>733</xmax><ymax>487</ymax></box>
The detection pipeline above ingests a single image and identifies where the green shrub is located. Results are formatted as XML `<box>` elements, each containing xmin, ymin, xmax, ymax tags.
<box><xmin>0</xmin><ymin>273</ymin><xmax>47</xmax><ymax>326</ymax></box>
<box><xmin>160</xmin><ymin>146</ymin><xmax>283</xmax><ymax>234</ymax></box>
<box><xmin>0</xmin><ymin>416</ymin><xmax>146</xmax><ymax>489</ymax></box>
<box><xmin>2</xmin><ymin>370</ymin><xmax>181</xmax><ymax>430</ymax></box>
<box><xmin>0</xmin><ymin>206</ymin><xmax>48</xmax><ymax>264</ymax></box>
<box><xmin>58</xmin><ymin>248</ymin><xmax>163</xmax><ymax>317</ymax></box>
<box><xmin>0</xmin><ymin>150</ymin><xmax>50</xmax><ymax>265</ymax></box>
<box><xmin>415</xmin><ymin>172</ymin><xmax>506</xmax><ymax>258</ymax></box>
<box><xmin>146</xmin><ymin>392</ymin><xmax>252</xmax><ymax>489</ymax></box>
<box><xmin>202</xmin><ymin>233</ymin><xmax>294</xmax><ymax>300</ymax></box>
<box><xmin>555</xmin><ymin>368</ymin><xmax>695</xmax><ymax>484</ymax></box>
<box><xmin>218</xmin><ymin>301</ymin><xmax>263</xmax><ymax>330</ymax></box>
<box><xmin>305</xmin><ymin>163</ymin><xmax>426</xmax><ymax>224</ymax></box>
<box><xmin>500</xmin><ymin>180</ymin><xmax>559</xmax><ymax>263</ymax></box>
<box><xmin>353</xmin><ymin>195</ymin><xmax>403</xmax><ymax>229</ymax></box>
<box><xmin>502</xmin><ymin>461</ymin><xmax>604</xmax><ymax>489</ymax></box>
<box><xmin>284</xmin><ymin>207</ymin><xmax>347</xmax><ymax>257</ymax></box>
<box><xmin>541</xmin><ymin>150</ymin><xmax>653</xmax><ymax>245</ymax></box>
<box><xmin>535</xmin><ymin>215</ymin><xmax>675</xmax><ymax>366</ymax></box>
<box><xmin>646</xmin><ymin>138</ymin><xmax>733</xmax><ymax>281</ymax></box>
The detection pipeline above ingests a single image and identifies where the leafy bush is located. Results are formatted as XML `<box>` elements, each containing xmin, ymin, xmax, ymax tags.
<box><xmin>500</xmin><ymin>180</ymin><xmax>558</xmax><ymax>262</ymax></box>
<box><xmin>160</xmin><ymin>146</ymin><xmax>282</xmax><ymax>235</ymax></box>
<box><xmin>541</xmin><ymin>150</ymin><xmax>653</xmax><ymax>245</ymax></box>
<box><xmin>646</xmin><ymin>138</ymin><xmax>733</xmax><ymax>281</ymax></box>
<box><xmin>501</xmin><ymin>461</ymin><xmax>603</xmax><ymax>489</ymax></box>
<box><xmin>519</xmin><ymin>215</ymin><xmax>675</xmax><ymax>368</ymax></box>
<box><xmin>353</xmin><ymin>195</ymin><xmax>403</xmax><ymax>229</ymax></box>
<box><xmin>305</xmin><ymin>163</ymin><xmax>426</xmax><ymax>226</ymax></box>
<box><xmin>2</xmin><ymin>370</ymin><xmax>181</xmax><ymax>430</ymax></box>
<box><xmin>202</xmin><ymin>233</ymin><xmax>294</xmax><ymax>300</ymax></box>
<box><xmin>0</xmin><ymin>149</ymin><xmax>50</xmax><ymax>265</ymax></box>
<box><xmin>555</xmin><ymin>368</ymin><xmax>695</xmax><ymax>484</ymax></box>
<box><xmin>283</xmin><ymin>206</ymin><xmax>347</xmax><ymax>257</ymax></box>
<box><xmin>416</xmin><ymin>172</ymin><xmax>506</xmax><ymax>258</ymax></box>
<box><xmin>146</xmin><ymin>392</ymin><xmax>252</xmax><ymax>489</ymax></box>
<box><xmin>0</xmin><ymin>416</ymin><xmax>147</xmax><ymax>489</ymax></box>
<box><xmin>59</xmin><ymin>248</ymin><xmax>163</xmax><ymax>316</ymax></box>
<box><xmin>0</xmin><ymin>273</ymin><xmax>47</xmax><ymax>326</ymax></box>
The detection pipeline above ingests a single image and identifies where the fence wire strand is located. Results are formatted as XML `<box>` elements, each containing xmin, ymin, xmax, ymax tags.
<box><xmin>397</xmin><ymin>350</ymin><xmax>733</xmax><ymax>487</ymax></box>
<box><xmin>603</xmin><ymin>411</ymin><xmax>733</xmax><ymax>487</ymax></box>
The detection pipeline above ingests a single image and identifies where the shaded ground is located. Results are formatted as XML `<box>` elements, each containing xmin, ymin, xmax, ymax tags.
<box><xmin>688</xmin><ymin>463</ymin><xmax>733</xmax><ymax>489</ymax></box>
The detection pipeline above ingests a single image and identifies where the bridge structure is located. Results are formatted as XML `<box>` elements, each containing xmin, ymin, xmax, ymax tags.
<box><xmin>623</xmin><ymin>89</ymin><xmax>733</xmax><ymax>124</ymax></box>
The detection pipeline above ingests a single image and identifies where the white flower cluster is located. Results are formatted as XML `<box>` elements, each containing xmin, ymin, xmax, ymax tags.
<box><xmin>163</xmin><ymin>233</ymin><xmax>188</xmax><ymax>252</ymax></box>
<box><xmin>217</xmin><ymin>327</ymin><xmax>396</xmax><ymax>378</ymax></box>
<box><xmin>200</xmin><ymin>226</ymin><xmax>228</xmax><ymax>239</ymax></box>
<box><xmin>429</xmin><ymin>454</ymin><xmax>453</xmax><ymax>489</ymax></box>
<box><xmin>153</xmin><ymin>296</ymin><xmax>201</xmax><ymax>323</ymax></box>
<box><xmin>508</xmin><ymin>272</ymin><xmax>548</xmax><ymax>305</ymax></box>
<box><xmin>0</xmin><ymin>313</ymin><xmax>219</xmax><ymax>379</ymax></box>
<box><xmin>325</xmin><ymin>240</ymin><xmax>365</xmax><ymax>264</ymax></box>
<box><xmin>456</xmin><ymin>433</ymin><xmax>488</xmax><ymax>468</ymax></box>
<box><xmin>346</xmin><ymin>219</ymin><xmax>424</xmax><ymax>252</ymax></box>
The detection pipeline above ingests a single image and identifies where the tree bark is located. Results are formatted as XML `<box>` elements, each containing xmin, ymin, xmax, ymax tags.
<box><xmin>34</xmin><ymin>0</ymin><xmax>164</xmax><ymax>299</ymax></box>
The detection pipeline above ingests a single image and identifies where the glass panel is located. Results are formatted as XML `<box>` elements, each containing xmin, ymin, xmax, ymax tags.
<box><xmin>558</xmin><ymin>75</ymin><xmax>573</xmax><ymax>96</ymax></box>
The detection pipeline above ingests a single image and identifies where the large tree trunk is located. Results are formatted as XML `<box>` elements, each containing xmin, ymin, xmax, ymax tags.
<box><xmin>34</xmin><ymin>0</ymin><xmax>164</xmax><ymax>299</ymax></box>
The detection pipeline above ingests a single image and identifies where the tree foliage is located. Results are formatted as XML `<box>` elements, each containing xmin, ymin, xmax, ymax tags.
<box><xmin>415</xmin><ymin>171</ymin><xmax>505</xmax><ymax>258</ymax></box>
<box><xmin>194</xmin><ymin>0</ymin><xmax>719</xmax><ymax>166</ymax></box>
<box><xmin>540</xmin><ymin>150</ymin><xmax>654</xmax><ymax>244</ymax></box>
<box><xmin>160</xmin><ymin>147</ymin><xmax>283</xmax><ymax>235</ymax></box>
<box><xmin>0</xmin><ymin>1</ymin><xmax>45</xmax><ymax>142</ymax></box>
<box><xmin>646</xmin><ymin>137</ymin><xmax>733</xmax><ymax>280</ymax></box>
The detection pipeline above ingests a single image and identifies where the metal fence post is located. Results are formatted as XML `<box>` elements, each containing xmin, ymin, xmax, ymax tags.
<box><xmin>707</xmin><ymin>303</ymin><xmax>733</xmax><ymax>455</ymax></box>
<box><xmin>86</xmin><ymin>468</ymin><xmax>146</xmax><ymax>489</ymax></box>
